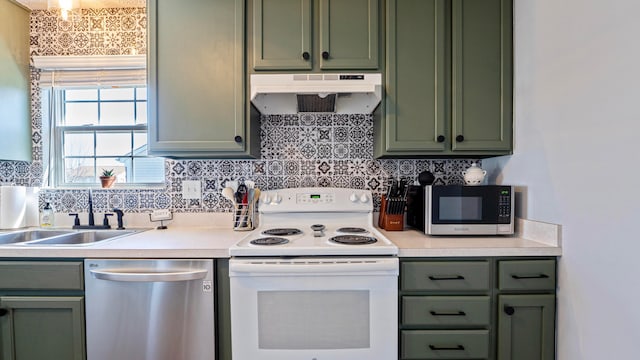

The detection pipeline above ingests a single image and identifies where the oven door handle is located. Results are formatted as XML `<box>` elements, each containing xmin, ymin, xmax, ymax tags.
<box><xmin>229</xmin><ymin>258</ymin><xmax>399</xmax><ymax>275</ymax></box>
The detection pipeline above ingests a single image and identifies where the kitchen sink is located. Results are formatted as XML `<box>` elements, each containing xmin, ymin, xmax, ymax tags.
<box><xmin>28</xmin><ymin>230</ymin><xmax>139</xmax><ymax>246</ymax></box>
<box><xmin>0</xmin><ymin>229</ymin><xmax>143</xmax><ymax>246</ymax></box>
<box><xmin>0</xmin><ymin>230</ymin><xmax>76</xmax><ymax>245</ymax></box>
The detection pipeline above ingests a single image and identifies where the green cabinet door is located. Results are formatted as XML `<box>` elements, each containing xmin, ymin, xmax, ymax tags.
<box><xmin>253</xmin><ymin>0</ymin><xmax>312</xmax><ymax>70</ymax></box>
<box><xmin>498</xmin><ymin>294</ymin><xmax>556</xmax><ymax>360</ymax></box>
<box><xmin>451</xmin><ymin>0</ymin><xmax>512</xmax><ymax>152</ymax></box>
<box><xmin>0</xmin><ymin>296</ymin><xmax>85</xmax><ymax>360</ymax></box>
<box><xmin>377</xmin><ymin>0</ymin><xmax>446</xmax><ymax>156</ymax></box>
<box><xmin>148</xmin><ymin>0</ymin><xmax>258</xmax><ymax>158</ymax></box>
<box><xmin>319</xmin><ymin>0</ymin><xmax>379</xmax><ymax>69</ymax></box>
<box><xmin>0</xmin><ymin>0</ymin><xmax>31</xmax><ymax>162</ymax></box>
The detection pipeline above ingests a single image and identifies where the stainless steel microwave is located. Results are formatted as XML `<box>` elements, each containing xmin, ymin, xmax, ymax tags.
<box><xmin>406</xmin><ymin>185</ymin><xmax>514</xmax><ymax>235</ymax></box>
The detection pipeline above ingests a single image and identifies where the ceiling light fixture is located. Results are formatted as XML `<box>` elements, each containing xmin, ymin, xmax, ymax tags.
<box><xmin>47</xmin><ymin>0</ymin><xmax>82</xmax><ymax>21</ymax></box>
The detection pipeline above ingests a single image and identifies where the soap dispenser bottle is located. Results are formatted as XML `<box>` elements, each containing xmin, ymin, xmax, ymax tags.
<box><xmin>40</xmin><ymin>202</ymin><xmax>54</xmax><ymax>227</ymax></box>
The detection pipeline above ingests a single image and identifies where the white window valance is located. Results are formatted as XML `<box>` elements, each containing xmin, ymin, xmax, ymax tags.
<box><xmin>33</xmin><ymin>55</ymin><xmax>146</xmax><ymax>88</ymax></box>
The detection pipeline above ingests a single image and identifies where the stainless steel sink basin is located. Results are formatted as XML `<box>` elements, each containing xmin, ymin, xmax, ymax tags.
<box><xmin>0</xmin><ymin>230</ymin><xmax>75</xmax><ymax>245</ymax></box>
<box><xmin>28</xmin><ymin>230</ymin><xmax>139</xmax><ymax>246</ymax></box>
<box><xmin>0</xmin><ymin>229</ymin><xmax>143</xmax><ymax>246</ymax></box>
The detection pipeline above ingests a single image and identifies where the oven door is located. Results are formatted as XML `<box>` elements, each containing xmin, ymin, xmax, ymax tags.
<box><xmin>229</xmin><ymin>257</ymin><xmax>398</xmax><ymax>360</ymax></box>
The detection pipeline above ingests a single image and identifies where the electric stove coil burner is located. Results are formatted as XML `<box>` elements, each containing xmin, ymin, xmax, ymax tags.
<box><xmin>250</xmin><ymin>237</ymin><xmax>290</xmax><ymax>246</ymax></box>
<box><xmin>336</xmin><ymin>227</ymin><xmax>368</xmax><ymax>234</ymax></box>
<box><xmin>329</xmin><ymin>235</ymin><xmax>378</xmax><ymax>245</ymax></box>
<box><xmin>261</xmin><ymin>228</ymin><xmax>302</xmax><ymax>236</ymax></box>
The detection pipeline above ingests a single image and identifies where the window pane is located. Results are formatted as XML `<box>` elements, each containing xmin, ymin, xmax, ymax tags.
<box><xmin>133</xmin><ymin>157</ymin><xmax>165</xmax><ymax>183</ymax></box>
<box><xmin>133</xmin><ymin>132</ymin><xmax>147</xmax><ymax>153</ymax></box>
<box><xmin>66</xmin><ymin>89</ymin><xmax>98</xmax><ymax>101</ymax></box>
<box><xmin>100</xmin><ymin>102</ymin><xmax>135</xmax><ymax>125</ymax></box>
<box><xmin>136</xmin><ymin>102</ymin><xmax>147</xmax><ymax>124</ymax></box>
<box><xmin>65</xmin><ymin>103</ymin><xmax>98</xmax><ymax>125</ymax></box>
<box><xmin>65</xmin><ymin>158</ymin><xmax>94</xmax><ymax>183</ymax></box>
<box><xmin>64</xmin><ymin>132</ymin><xmax>94</xmax><ymax>156</ymax></box>
<box><xmin>97</xmin><ymin>158</ymin><xmax>127</xmax><ymax>182</ymax></box>
<box><xmin>101</xmin><ymin>88</ymin><xmax>134</xmax><ymax>101</ymax></box>
<box><xmin>96</xmin><ymin>132</ymin><xmax>132</xmax><ymax>156</ymax></box>
<box><xmin>136</xmin><ymin>87</ymin><xmax>147</xmax><ymax>100</ymax></box>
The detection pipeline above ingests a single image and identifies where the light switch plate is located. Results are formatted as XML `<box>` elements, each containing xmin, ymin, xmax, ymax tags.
<box><xmin>182</xmin><ymin>180</ymin><xmax>201</xmax><ymax>199</ymax></box>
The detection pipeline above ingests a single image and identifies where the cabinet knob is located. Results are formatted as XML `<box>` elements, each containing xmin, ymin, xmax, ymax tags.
<box><xmin>302</xmin><ymin>52</ymin><xmax>310</xmax><ymax>60</ymax></box>
<box><xmin>0</xmin><ymin>308</ymin><xmax>8</xmax><ymax>317</ymax></box>
<box><xmin>437</xmin><ymin>135</ymin><xmax>445</xmax><ymax>143</ymax></box>
<box><xmin>504</xmin><ymin>305</ymin><xmax>515</xmax><ymax>316</ymax></box>
<box><xmin>322</xmin><ymin>51</ymin><xmax>329</xmax><ymax>60</ymax></box>
<box><xmin>234</xmin><ymin>136</ymin><xmax>243</xmax><ymax>143</ymax></box>
<box><xmin>456</xmin><ymin>135</ymin><xmax>464</xmax><ymax>142</ymax></box>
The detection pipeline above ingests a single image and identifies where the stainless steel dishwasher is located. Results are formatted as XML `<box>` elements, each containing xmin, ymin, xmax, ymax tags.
<box><xmin>84</xmin><ymin>259</ymin><xmax>214</xmax><ymax>360</ymax></box>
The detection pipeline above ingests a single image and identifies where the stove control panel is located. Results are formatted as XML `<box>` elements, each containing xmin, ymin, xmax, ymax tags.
<box><xmin>259</xmin><ymin>187</ymin><xmax>373</xmax><ymax>212</ymax></box>
<box><xmin>296</xmin><ymin>193</ymin><xmax>335</xmax><ymax>204</ymax></box>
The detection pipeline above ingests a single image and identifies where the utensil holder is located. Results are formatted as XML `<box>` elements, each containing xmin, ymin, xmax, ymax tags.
<box><xmin>379</xmin><ymin>196</ymin><xmax>404</xmax><ymax>231</ymax></box>
<box><xmin>233</xmin><ymin>202</ymin><xmax>255</xmax><ymax>231</ymax></box>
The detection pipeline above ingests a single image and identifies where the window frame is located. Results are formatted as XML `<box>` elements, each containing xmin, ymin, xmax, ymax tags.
<box><xmin>50</xmin><ymin>86</ymin><xmax>165</xmax><ymax>189</ymax></box>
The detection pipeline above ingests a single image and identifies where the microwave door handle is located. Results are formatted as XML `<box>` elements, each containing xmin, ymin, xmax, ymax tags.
<box><xmin>90</xmin><ymin>269</ymin><xmax>208</xmax><ymax>282</ymax></box>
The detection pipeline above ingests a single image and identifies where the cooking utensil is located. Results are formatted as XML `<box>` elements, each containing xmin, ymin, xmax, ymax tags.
<box><xmin>222</xmin><ymin>187</ymin><xmax>235</xmax><ymax>204</ymax></box>
<box><xmin>234</xmin><ymin>184</ymin><xmax>248</xmax><ymax>228</ymax></box>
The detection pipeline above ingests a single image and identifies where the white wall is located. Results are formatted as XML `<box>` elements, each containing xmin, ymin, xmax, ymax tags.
<box><xmin>483</xmin><ymin>1</ymin><xmax>640</xmax><ymax>358</ymax></box>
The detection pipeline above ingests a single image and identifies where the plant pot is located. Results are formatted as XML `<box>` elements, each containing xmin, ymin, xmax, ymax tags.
<box><xmin>100</xmin><ymin>176</ymin><xmax>116</xmax><ymax>188</ymax></box>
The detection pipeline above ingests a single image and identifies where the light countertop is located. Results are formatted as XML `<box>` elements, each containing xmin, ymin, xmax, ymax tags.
<box><xmin>0</xmin><ymin>215</ymin><xmax>561</xmax><ymax>259</ymax></box>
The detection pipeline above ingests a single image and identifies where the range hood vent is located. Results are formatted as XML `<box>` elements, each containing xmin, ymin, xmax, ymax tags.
<box><xmin>250</xmin><ymin>73</ymin><xmax>382</xmax><ymax>114</ymax></box>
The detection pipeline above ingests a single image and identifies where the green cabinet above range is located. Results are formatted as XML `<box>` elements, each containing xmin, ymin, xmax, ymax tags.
<box><xmin>250</xmin><ymin>0</ymin><xmax>380</xmax><ymax>71</ymax></box>
<box><xmin>376</xmin><ymin>0</ymin><xmax>513</xmax><ymax>158</ymax></box>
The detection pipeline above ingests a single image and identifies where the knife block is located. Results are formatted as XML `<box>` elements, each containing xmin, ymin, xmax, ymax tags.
<box><xmin>378</xmin><ymin>196</ymin><xmax>404</xmax><ymax>231</ymax></box>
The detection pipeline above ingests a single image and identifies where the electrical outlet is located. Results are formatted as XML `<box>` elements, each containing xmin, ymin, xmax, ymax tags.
<box><xmin>182</xmin><ymin>180</ymin><xmax>201</xmax><ymax>200</ymax></box>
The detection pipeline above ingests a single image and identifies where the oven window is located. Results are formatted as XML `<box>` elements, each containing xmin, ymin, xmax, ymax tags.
<box><xmin>440</xmin><ymin>196</ymin><xmax>482</xmax><ymax>220</ymax></box>
<box><xmin>257</xmin><ymin>290</ymin><xmax>370</xmax><ymax>349</ymax></box>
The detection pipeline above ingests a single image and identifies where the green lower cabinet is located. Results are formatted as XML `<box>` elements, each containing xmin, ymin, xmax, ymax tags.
<box><xmin>402</xmin><ymin>329</ymin><xmax>490</xmax><ymax>359</ymax></box>
<box><xmin>0</xmin><ymin>296</ymin><xmax>85</xmax><ymax>360</ymax></box>
<box><xmin>497</xmin><ymin>294</ymin><xmax>556</xmax><ymax>360</ymax></box>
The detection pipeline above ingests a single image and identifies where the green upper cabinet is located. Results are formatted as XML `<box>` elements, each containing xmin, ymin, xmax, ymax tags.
<box><xmin>376</xmin><ymin>0</ymin><xmax>512</xmax><ymax>158</ymax></box>
<box><xmin>148</xmin><ymin>0</ymin><xmax>259</xmax><ymax>158</ymax></box>
<box><xmin>451</xmin><ymin>0</ymin><xmax>512</xmax><ymax>153</ymax></box>
<box><xmin>379</xmin><ymin>0</ymin><xmax>446</xmax><ymax>155</ymax></box>
<box><xmin>0</xmin><ymin>0</ymin><xmax>32</xmax><ymax>162</ymax></box>
<box><xmin>250</xmin><ymin>0</ymin><xmax>379</xmax><ymax>71</ymax></box>
<box><xmin>253</xmin><ymin>0</ymin><xmax>312</xmax><ymax>70</ymax></box>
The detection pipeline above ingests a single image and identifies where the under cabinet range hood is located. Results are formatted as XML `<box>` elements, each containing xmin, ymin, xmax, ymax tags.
<box><xmin>250</xmin><ymin>73</ymin><xmax>382</xmax><ymax>114</ymax></box>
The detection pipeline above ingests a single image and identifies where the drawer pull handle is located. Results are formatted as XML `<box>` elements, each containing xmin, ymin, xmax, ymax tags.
<box><xmin>429</xmin><ymin>344</ymin><xmax>465</xmax><ymax>351</ymax></box>
<box><xmin>511</xmin><ymin>274</ymin><xmax>549</xmax><ymax>280</ymax></box>
<box><xmin>430</xmin><ymin>310</ymin><xmax>466</xmax><ymax>316</ymax></box>
<box><xmin>428</xmin><ymin>275</ymin><xmax>465</xmax><ymax>281</ymax></box>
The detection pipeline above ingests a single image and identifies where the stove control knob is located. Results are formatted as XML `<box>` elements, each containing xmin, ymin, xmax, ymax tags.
<box><xmin>360</xmin><ymin>193</ymin><xmax>370</xmax><ymax>203</ymax></box>
<box><xmin>262</xmin><ymin>194</ymin><xmax>272</xmax><ymax>204</ymax></box>
<box><xmin>349</xmin><ymin>193</ymin><xmax>359</xmax><ymax>203</ymax></box>
<box><xmin>272</xmin><ymin>193</ymin><xmax>282</xmax><ymax>204</ymax></box>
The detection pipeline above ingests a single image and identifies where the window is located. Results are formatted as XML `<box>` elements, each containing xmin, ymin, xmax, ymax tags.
<box><xmin>52</xmin><ymin>86</ymin><xmax>164</xmax><ymax>187</ymax></box>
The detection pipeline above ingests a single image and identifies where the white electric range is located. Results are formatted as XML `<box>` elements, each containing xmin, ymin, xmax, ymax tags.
<box><xmin>229</xmin><ymin>187</ymin><xmax>399</xmax><ymax>360</ymax></box>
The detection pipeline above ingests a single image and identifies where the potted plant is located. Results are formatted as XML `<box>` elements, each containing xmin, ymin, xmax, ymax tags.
<box><xmin>100</xmin><ymin>169</ymin><xmax>116</xmax><ymax>188</ymax></box>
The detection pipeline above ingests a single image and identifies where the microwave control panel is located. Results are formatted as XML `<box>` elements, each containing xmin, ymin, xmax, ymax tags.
<box><xmin>498</xmin><ymin>188</ymin><xmax>512</xmax><ymax>223</ymax></box>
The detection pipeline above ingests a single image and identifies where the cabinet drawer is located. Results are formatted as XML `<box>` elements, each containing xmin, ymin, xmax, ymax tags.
<box><xmin>498</xmin><ymin>259</ymin><xmax>556</xmax><ymax>291</ymax></box>
<box><xmin>402</xmin><ymin>296</ymin><xmax>490</xmax><ymax>327</ymax></box>
<box><xmin>401</xmin><ymin>261</ymin><xmax>490</xmax><ymax>291</ymax></box>
<box><xmin>0</xmin><ymin>261</ymin><xmax>83</xmax><ymax>290</ymax></box>
<box><xmin>401</xmin><ymin>329</ymin><xmax>489</xmax><ymax>359</ymax></box>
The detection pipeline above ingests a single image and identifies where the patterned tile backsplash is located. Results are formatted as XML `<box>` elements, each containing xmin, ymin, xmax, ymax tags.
<box><xmin>0</xmin><ymin>8</ymin><xmax>479</xmax><ymax>214</ymax></box>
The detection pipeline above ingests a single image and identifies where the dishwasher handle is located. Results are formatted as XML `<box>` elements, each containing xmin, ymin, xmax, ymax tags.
<box><xmin>90</xmin><ymin>268</ymin><xmax>208</xmax><ymax>282</ymax></box>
